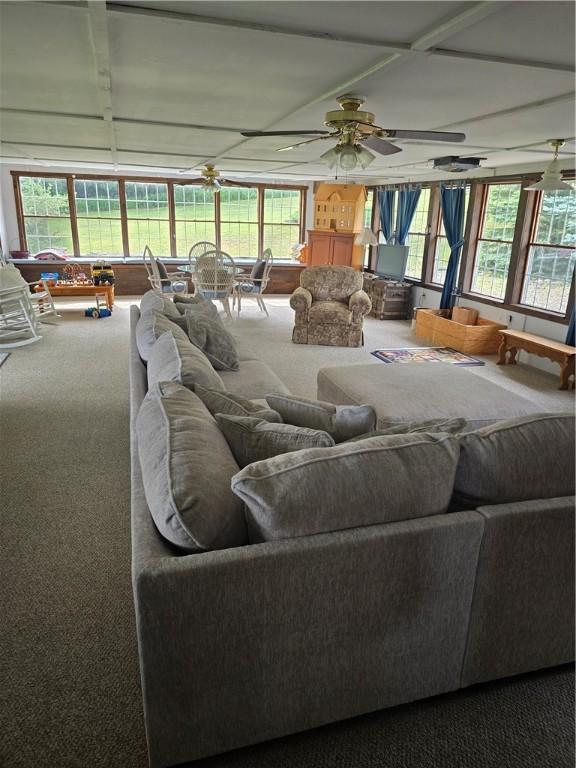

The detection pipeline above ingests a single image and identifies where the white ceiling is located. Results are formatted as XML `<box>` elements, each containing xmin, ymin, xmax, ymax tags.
<box><xmin>0</xmin><ymin>0</ymin><xmax>574</xmax><ymax>183</ymax></box>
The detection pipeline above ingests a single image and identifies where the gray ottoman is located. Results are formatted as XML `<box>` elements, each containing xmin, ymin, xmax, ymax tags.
<box><xmin>317</xmin><ymin>363</ymin><xmax>540</xmax><ymax>429</ymax></box>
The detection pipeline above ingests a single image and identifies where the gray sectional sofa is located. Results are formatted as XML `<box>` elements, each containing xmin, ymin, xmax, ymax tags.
<box><xmin>129</xmin><ymin>301</ymin><xmax>575</xmax><ymax>768</ymax></box>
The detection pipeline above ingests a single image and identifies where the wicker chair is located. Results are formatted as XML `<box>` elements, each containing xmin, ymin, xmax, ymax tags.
<box><xmin>186</xmin><ymin>241</ymin><xmax>217</xmax><ymax>276</ymax></box>
<box><xmin>290</xmin><ymin>265</ymin><xmax>371</xmax><ymax>347</ymax></box>
<box><xmin>233</xmin><ymin>248</ymin><xmax>273</xmax><ymax>317</ymax></box>
<box><xmin>143</xmin><ymin>246</ymin><xmax>189</xmax><ymax>296</ymax></box>
<box><xmin>193</xmin><ymin>250</ymin><xmax>237</xmax><ymax>320</ymax></box>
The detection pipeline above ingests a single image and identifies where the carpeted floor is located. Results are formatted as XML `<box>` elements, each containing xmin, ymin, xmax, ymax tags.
<box><xmin>0</xmin><ymin>296</ymin><xmax>573</xmax><ymax>768</ymax></box>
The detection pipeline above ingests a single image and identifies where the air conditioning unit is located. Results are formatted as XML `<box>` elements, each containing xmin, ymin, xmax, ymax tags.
<box><xmin>433</xmin><ymin>156</ymin><xmax>484</xmax><ymax>173</ymax></box>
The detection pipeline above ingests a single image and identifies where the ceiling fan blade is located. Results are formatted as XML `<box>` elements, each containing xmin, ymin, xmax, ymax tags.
<box><xmin>363</xmin><ymin>135</ymin><xmax>403</xmax><ymax>156</ymax></box>
<box><xmin>241</xmin><ymin>130</ymin><xmax>331</xmax><ymax>137</ymax></box>
<box><xmin>277</xmin><ymin>134</ymin><xmax>339</xmax><ymax>152</ymax></box>
<box><xmin>385</xmin><ymin>129</ymin><xmax>466</xmax><ymax>143</ymax></box>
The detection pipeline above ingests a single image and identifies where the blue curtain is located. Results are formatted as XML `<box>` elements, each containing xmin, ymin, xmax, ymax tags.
<box><xmin>566</xmin><ymin>308</ymin><xmax>575</xmax><ymax>346</ymax></box>
<box><xmin>377</xmin><ymin>189</ymin><xmax>395</xmax><ymax>243</ymax></box>
<box><xmin>439</xmin><ymin>184</ymin><xmax>466</xmax><ymax>310</ymax></box>
<box><xmin>395</xmin><ymin>188</ymin><xmax>421</xmax><ymax>246</ymax></box>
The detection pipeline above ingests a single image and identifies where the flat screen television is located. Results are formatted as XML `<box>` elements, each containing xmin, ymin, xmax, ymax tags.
<box><xmin>374</xmin><ymin>244</ymin><xmax>409</xmax><ymax>281</ymax></box>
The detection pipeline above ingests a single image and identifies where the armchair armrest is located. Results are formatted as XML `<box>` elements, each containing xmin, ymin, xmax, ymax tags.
<box><xmin>349</xmin><ymin>289</ymin><xmax>371</xmax><ymax>322</ymax></box>
<box><xmin>290</xmin><ymin>286</ymin><xmax>312</xmax><ymax>314</ymax></box>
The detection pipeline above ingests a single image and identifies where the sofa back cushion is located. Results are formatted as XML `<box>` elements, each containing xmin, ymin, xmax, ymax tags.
<box><xmin>136</xmin><ymin>382</ymin><xmax>246</xmax><ymax>552</ymax></box>
<box><xmin>140</xmin><ymin>289</ymin><xmax>180</xmax><ymax>319</ymax></box>
<box><xmin>147</xmin><ymin>332</ymin><xmax>225</xmax><ymax>392</ymax></box>
<box><xmin>194</xmin><ymin>384</ymin><xmax>281</xmax><ymax>422</ymax></box>
<box><xmin>301</xmin><ymin>265</ymin><xmax>363</xmax><ymax>302</ymax></box>
<box><xmin>135</xmin><ymin>310</ymin><xmax>189</xmax><ymax>362</ymax></box>
<box><xmin>216</xmin><ymin>414</ymin><xmax>335</xmax><ymax>468</ymax></box>
<box><xmin>266</xmin><ymin>393</ymin><xmax>376</xmax><ymax>442</ymax></box>
<box><xmin>454</xmin><ymin>412</ymin><xmax>575</xmax><ymax>507</ymax></box>
<box><xmin>232</xmin><ymin>433</ymin><xmax>460</xmax><ymax>542</ymax></box>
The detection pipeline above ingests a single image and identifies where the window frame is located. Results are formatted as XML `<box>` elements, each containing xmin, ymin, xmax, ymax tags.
<box><xmin>12</xmin><ymin>171</ymin><xmax>307</xmax><ymax>262</ymax></box>
<box><xmin>518</xmin><ymin>187</ymin><xmax>575</xmax><ymax>315</ymax></box>
<box><xmin>466</xmin><ymin>181</ymin><xmax>522</xmax><ymax>301</ymax></box>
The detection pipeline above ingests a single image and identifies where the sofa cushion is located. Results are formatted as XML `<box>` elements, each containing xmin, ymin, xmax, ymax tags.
<box><xmin>266</xmin><ymin>393</ymin><xmax>376</xmax><ymax>443</ymax></box>
<box><xmin>216</xmin><ymin>414</ymin><xmax>335</xmax><ymax>469</ymax></box>
<box><xmin>232</xmin><ymin>433</ymin><xmax>460</xmax><ymax>542</ymax></box>
<box><xmin>308</xmin><ymin>300</ymin><xmax>351</xmax><ymax>325</ymax></box>
<box><xmin>194</xmin><ymin>384</ymin><xmax>282</xmax><ymax>422</ymax></box>
<box><xmin>135</xmin><ymin>309</ymin><xmax>189</xmax><ymax>362</ymax></box>
<box><xmin>174</xmin><ymin>293</ymin><xmax>220</xmax><ymax>319</ymax></box>
<box><xmin>140</xmin><ymin>289</ymin><xmax>181</xmax><ymax>319</ymax></box>
<box><xmin>136</xmin><ymin>382</ymin><xmax>246</xmax><ymax>552</ymax></box>
<box><xmin>147</xmin><ymin>332</ymin><xmax>225</xmax><ymax>392</ymax></box>
<box><xmin>185</xmin><ymin>313</ymin><xmax>239</xmax><ymax>371</ymax></box>
<box><xmin>454</xmin><ymin>412</ymin><xmax>575</xmax><ymax>507</ymax></box>
<box><xmin>345</xmin><ymin>417</ymin><xmax>469</xmax><ymax>442</ymax></box>
<box><xmin>220</xmin><ymin>360</ymin><xmax>290</xmax><ymax>400</ymax></box>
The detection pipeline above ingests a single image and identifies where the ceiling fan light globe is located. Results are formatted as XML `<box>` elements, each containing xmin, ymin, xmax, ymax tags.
<box><xmin>339</xmin><ymin>146</ymin><xmax>358</xmax><ymax>170</ymax></box>
<box><xmin>355</xmin><ymin>145</ymin><xmax>376</xmax><ymax>169</ymax></box>
<box><xmin>319</xmin><ymin>146</ymin><xmax>340</xmax><ymax>169</ymax></box>
<box><xmin>526</xmin><ymin>173</ymin><xmax>573</xmax><ymax>192</ymax></box>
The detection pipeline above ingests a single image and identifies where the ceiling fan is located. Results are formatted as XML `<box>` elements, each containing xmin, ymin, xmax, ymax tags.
<box><xmin>199</xmin><ymin>163</ymin><xmax>223</xmax><ymax>192</ymax></box>
<box><xmin>241</xmin><ymin>94</ymin><xmax>466</xmax><ymax>171</ymax></box>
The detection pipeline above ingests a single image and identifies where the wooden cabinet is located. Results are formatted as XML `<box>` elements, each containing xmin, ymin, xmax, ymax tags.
<box><xmin>307</xmin><ymin>230</ymin><xmax>364</xmax><ymax>270</ymax></box>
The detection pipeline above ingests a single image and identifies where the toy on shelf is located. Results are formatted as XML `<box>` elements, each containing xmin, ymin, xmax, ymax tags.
<box><xmin>40</xmin><ymin>271</ymin><xmax>59</xmax><ymax>286</ymax></box>
<box><xmin>62</xmin><ymin>263</ymin><xmax>92</xmax><ymax>285</ymax></box>
<box><xmin>91</xmin><ymin>261</ymin><xmax>115</xmax><ymax>286</ymax></box>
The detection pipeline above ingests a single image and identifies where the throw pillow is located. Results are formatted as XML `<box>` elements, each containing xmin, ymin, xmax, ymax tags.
<box><xmin>454</xmin><ymin>412</ymin><xmax>575</xmax><ymax>507</ymax></box>
<box><xmin>345</xmin><ymin>417</ymin><xmax>469</xmax><ymax>442</ymax></box>
<box><xmin>250</xmin><ymin>259</ymin><xmax>266</xmax><ymax>282</ymax></box>
<box><xmin>174</xmin><ymin>293</ymin><xmax>220</xmax><ymax>318</ymax></box>
<box><xmin>185</xmin><ymin>313</ymin><xmax>239</xmax><ymax>371</ymax></box>
<box><xmin>216</xmin><ymin>414</ymin><xmax>335</xmax><ymax>469</ymax></box>
<box><xmin>140</xmin><ymin>289</ymin><xmax>181</xmax><ymax>319</ymax></box>
<box><xmin>231</xmin><ymin>432</ymin><xmax>460</xmax><ymax>542</ymax></box>
<box><xmin>265</xmin><ymin>393</ymin><xmax>376</xmax><ymax>443</ymax></box>
<box><xmin>147</xmin><ymin>332</ymin><xmax>225</xmax><ymax>392</ymax></box>
<box><xmin>135</xmin><ymin>309</ymin><xmax>189</xmax><ymax>362</ymax></box>
<box><xmin>136</xmin><ymin>382</ymin><xmax>246</xmax><ymax>552</ymax></box>
<box><xmin>194</xmin><ymin>384</ymin><xmax>282</xmax><ymax>422</ymax></box>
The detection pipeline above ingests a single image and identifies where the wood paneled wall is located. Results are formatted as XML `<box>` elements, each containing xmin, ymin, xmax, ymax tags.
<box><xmin>14</xmin><ymin>262</ymin><xmax>305</xmax><ymax>295</ymax></box>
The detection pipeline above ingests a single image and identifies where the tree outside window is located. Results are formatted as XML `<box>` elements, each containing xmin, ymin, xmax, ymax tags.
<box><xmin>521</xmin><ymin>185</ymin><xmax>575</xmax><ymax>313</ymax></box>
<box><xmin>471</xmin><ymin>183</ymin><xmax>521</xmax><ymax>300</ymax></box>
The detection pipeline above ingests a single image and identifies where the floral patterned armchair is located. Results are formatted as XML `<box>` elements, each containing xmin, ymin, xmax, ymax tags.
<box><xmin>290</xmin><ymin>265</ymin><xmax>371</xmax><ymax>347</ymax></box>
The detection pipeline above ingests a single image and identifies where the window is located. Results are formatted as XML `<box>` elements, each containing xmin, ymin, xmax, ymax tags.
<box><xmin>19</xmin><ymin>176</ymin><xmax>73</xmax><ymax>254</ymax></box>
<box><xmin>74</xmin><ymin>179</ymin><xmax>123</xmax><ymax>257</ymax></box>
<box><xmin>362</xmin><ymin>189</ymin><xmax>375</xmax><ymax>267</ymax></box>
<box><xmin>174</xmin><ymin>185</ymin><xmax>216</xmax><ymax>257</ymax></box>
<box><xmin>521</xmin><ymin>186</ymin><xmax>575</xmax><ymax>313</ymax></box>
<box><xmin>125</xmin><ymin>181</ymin><xmax>170</xmax><ymax>257</ymax></box>
<box><xmin>262</xmin><ymin>188</ymin><xmax>302</xmax><ymax>258</ymax></box>
<box><xmin>432</xmin><ymin>187</ymin><xmax>471</xmax><ymax>285</ymax></box>
<box><xmin>14</xmin><ymin>173</ymin><xmax>306</xmax><ymax>261</ymax></box>
<box><xmin>404</xmin><ymin>188</ymin><xmax>430</xmax><ymax>279</ymax></box>
<box><xmin>471</xmin><ymin>183</ymin><xmax>521</xmax><ymax>299</ymax></box>
<box><xmin>219</xmin><ymin>187</ymin><xmax>258</xmax><ymax>258</ymax></box>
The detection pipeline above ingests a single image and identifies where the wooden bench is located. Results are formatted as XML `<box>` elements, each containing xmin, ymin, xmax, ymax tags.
<box><xmin>497</xmin><ymin>329</ymin><xmax>575</xmax><ymax>390</ymax></box>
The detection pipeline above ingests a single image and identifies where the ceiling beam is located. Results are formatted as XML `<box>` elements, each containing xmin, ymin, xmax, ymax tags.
<box><xmin>35</xmin><ymin>1</ymin><xmax>573</xmax><ymax>73</ymax></box>
<box><xmin>0</xmin><ymin>107</ymin><xmax>250</xmax><ymax>133</ymax></box>
<box><xmin>410</xmin><ymin>1</ymin><xmax>509</xmax><ymax>51</ymax></box>
<box><xmin>437</xmin><ymin>91</ymin><xmax>575</xmax><ymax>130</ymax></box>
<box><xmin>0</xmin><ymin>140</ymin><xmax>299</xmax><ymax>165</ymax></box>
<box><xmin>86</xmin><ymin>0</ymin><xmax>118</xmax><ymax>166</ymax></box>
